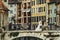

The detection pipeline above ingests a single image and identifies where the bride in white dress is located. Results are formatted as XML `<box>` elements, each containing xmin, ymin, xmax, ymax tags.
<box><xmin>35</xmin><ymin>20</ymin><xmax>42</xmax><ymax>31</ymax></box>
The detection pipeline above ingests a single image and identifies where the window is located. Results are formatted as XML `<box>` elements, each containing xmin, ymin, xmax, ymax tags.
<box><xmin>44</xmin><ymin>7</ymin><xmax>45</xmax><ymax>11</ymax></box>
<box><xmin>10</xmin><ymin>5</ymin><xmax>13</xmax><ymax>7</ymax></box>
<box><xmin>31</xmin><ymin>8</ymin><xmax>33</xmax><ymax>13</ymax></box>
<box><xmin>48</xmin><ymin>10</ymin><xmax>50</xmax><ymax>14</ymax></box>
<box><xmin>4</xmin><ymin>0</ymin><xmax>7</xmax><ymax>2</ymax></box>
<box><xmin>38</xmin><ymin>16</ymin><xmax>42</xmax><ymax>21</ymax></box>
<box><xmin>49</xmin><ymin>18</ymin><xmax>52</xmax><ymax>23</ymax></box>
<box><xmin>31</xmin><ymin>8</ymin><xmax>35</xmax><ymax>13</ymax></box>
<box><xmin>33</xmin><ymin>8</ymin><xmax>35</xmax><ymax>13</ymax></box>
<box><xmin>28</xmin><ymin>2</ymin><xmax>30</xmax><ymax>6</ymax></box>
<box><xmin>18</xmin><ymin>4</ymin><xmax>21</xmax><ymax>9</ymax></box>
<box><xmin>38</xmin><ymin>7</ymin><xmax>41</xmax><ymax>12</ymax></box>
<box><xmin>37</xmin><ymin>16</ymin><xmax>38</xmax><ymax>22</ymax></box>
<box><xmin>28</xmin><ymin>2</ymin><xmax>31</xmax><ymax>8</ymax></box>
<box><xmin>54</xmin><ymin>9</ymin><xmax>56</xmax><ymax>13</ymax></box>
<box><xmin>27</xmin><ymin>12</ymin><xmax>31</xmax><ymax>16</ymax></box>
<box><xmin>48</xmin><ymin>18</ymin><xmax>50</xmax><ymax>24</ymax></box>
<box><xmin>36</xmin><ymin>0</ymin><xmax>46</xmax><ymax>4</ymax></box>
<box><xmin>24</xmin><ymin>3</ymin><xmax>26</xmax><ymax>9</ymax></box>
<box><xmin>24</xmin><ymin>12</ymin><xmax>26</xmax><ymax>16</ymax></box>
<box><xmin>18</xmin><ymin>19</ymin><xmax>21</xmax><ymax>23</ymax></box>
<box><xmin>54</xmin><ymin>17</ymin><xmax>56</xmax><ymax>22</ymax></box>
<box><xmin>32</xmin><ymin>24</ymin><xmax>38</xmax><ymax>30</ymax></box>
<box><xmin>57</xmin><ymin>5</ymin><xmax>60</xmax><ymax>11</ymax></box>
<box><xmin>48</xmin><ymin>10</ymin><xmax>52</xmax><ymax>14</ymax></box>
<box><xmin>14</xmin><ymin>9</ymin><xmax>16</xmax><ymax>11</ymax></box>
<box><xmin>42</xmin><ymin>16</ymin><xmax>46</xmax><ymax>22</ymax></box>
<box><xmin>42</xmin><ymin>0</ymin><xmax>46</xmax><ymax>4</ymax></box>
<box><xmin>31</xmin><ymin>17</ymin><xmax>37</xmax><ymax>22</ymax></box>
<box><xmin>36</xmin><ymin>0</ymin><xmax>41</xmax><ymax>4</ymax></box>
<box><xmin>28</xmin><ymin>17</ymin><xmax>31</xmax><ymax>23</ymax></box>
<box><xmin>24</xmin><ymin>17</ymin><xmax>26</xmax><ymax>23</ymax></box>
<box><xmin>10</xmin><ymin>10</ymin><xmax>13</xmax><ymax>14</ymax></box>
<box><xmin>32</xmin><ymin>1</ymin><xmax>35</xmax><ymax>6</ymax></box>
<box><xmin>18</xmin><ymin>11</ymin><xmax>21</xmax><ymax>17</ymax></box>
<box><xmin>38</xmin><ymin>7</ymin><xmax>43</xmax><ymax>12</ymax></box>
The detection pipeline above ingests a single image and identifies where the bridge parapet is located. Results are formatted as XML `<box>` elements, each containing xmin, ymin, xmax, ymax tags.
<box><xmin>3</xmin><ymin>30</ymin><xmax>60</xmax><ymax>40</ymax></box>
<box><xmin>3</xmin><ymin>30</ymin><xmax>60</xmax><ymax>33</ymax></box>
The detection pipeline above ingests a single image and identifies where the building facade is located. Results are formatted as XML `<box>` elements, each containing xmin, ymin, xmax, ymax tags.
<box><xmin>2</xmin><ymin>0</ymin><xmax>17</xmax><ymax>23</ymax></box>
<box><xmin>0</xmin><ymin>0</ymin><xmax>60</xmax><ymax>40</ymax></box>
<box><xmin>31</xmin><ymin>0</ymin><xmax>46</xmax><ymax>30</ymax></box>
<box><xmin>15</xmin><ymin>0</ymin><xmax>31</xmax><ymax>30</ymax></box>
<box><xmin>7</xmin><ymin>0</ymin><xmax>31</xmax><ymax>30</ymax></box>
<box><xmin>48</xmin><ymin>3</ymin><xmax>56</xmax><ymax>30</ymax></box>
<box><xmin>56</xmin><ymin>2</ymin><xmax>60</xmax><ymax>26</ymax></box>
<box><xmin>0</xmin><ymin>0</ymin><xmax>9</xmax><ymax>30</ymax></box>
<box><xmin>7</xmin><ymin>0</ymin><xmax>60</xmax><ymax>30</ymax></box>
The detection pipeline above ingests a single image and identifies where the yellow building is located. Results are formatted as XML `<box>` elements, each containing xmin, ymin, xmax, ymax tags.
<box><xmin>31</xmin><ymin>0</ymin><xmax>48</xmax><ymax>30</ymax></box>
<box><xmin>31</xmin><ymin>0</ymin><xmax>59</xmax><ymax>30</ymax></box>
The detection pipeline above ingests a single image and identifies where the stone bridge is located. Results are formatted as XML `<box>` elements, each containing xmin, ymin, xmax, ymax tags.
<box><xmin>3</xmin><ymin>30</ymin><xmax>60</xmax><ymax>40</ymax></box>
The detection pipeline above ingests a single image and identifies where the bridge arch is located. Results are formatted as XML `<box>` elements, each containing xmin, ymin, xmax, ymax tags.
<box><xmin>11</xmin><ymin>33</ymin><xmax>46</xmax><ymax>40</ymax></box>
<box><xmin>4</xmin><ymin>30</ymin><xmax>48</xmax><ymax>40</ymax></box>
<box><xmin>12</xmin><ymin>36</ymin><xmax>44</xmax><ymax>40</ymax></box>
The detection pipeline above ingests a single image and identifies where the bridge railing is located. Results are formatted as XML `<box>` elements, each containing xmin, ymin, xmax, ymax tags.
<box><xmin>3</xmin><ymin>30</ymin><xmax>60</xmax><ymax>33</ymax></box>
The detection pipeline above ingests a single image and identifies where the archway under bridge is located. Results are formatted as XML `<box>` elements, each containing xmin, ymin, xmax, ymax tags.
<box><xmin>12</xmin><ymin>36</ymin><xmax>43</xmax><ymax>40</ymax></box>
